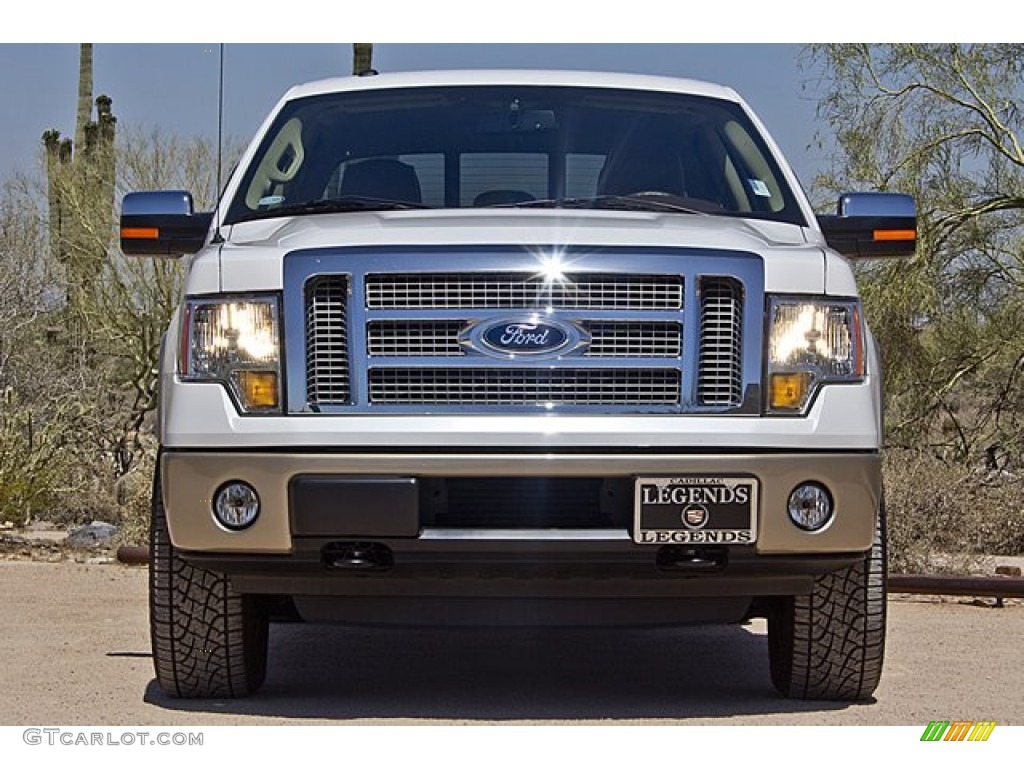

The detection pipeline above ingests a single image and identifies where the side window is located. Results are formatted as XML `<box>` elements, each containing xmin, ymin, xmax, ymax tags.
<box><xmin>460</xmin><ymin>153</ymin><xmax>548</xmax><ymax>207</ymax></box>
<box><xmin>565</xmin><ymin>154</ymin><xmax>605</xmax><ymax>199</ymax></box>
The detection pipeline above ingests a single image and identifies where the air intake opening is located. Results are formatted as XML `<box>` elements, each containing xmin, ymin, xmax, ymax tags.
<box><xmin>421</xmin><ymin>477</ymin><xmax>632</xmax><ymax>529</ymax></box>
<box><xmin>697</xmin><ymin>277</ymin><xmax>743</xmax><ymax>406</ymax></box>
<box><xmin>305</xmin><ymin>275</ymin><xmax>350</xmax><ymax>406</ymax></box>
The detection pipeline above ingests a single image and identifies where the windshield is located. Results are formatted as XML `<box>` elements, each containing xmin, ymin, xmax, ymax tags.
<box><xmin>224</xmin><ymin>85</ymin><xmax>806</xmax><ymax>226</ymax></box>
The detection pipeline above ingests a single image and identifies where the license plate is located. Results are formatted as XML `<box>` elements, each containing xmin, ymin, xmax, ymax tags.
<box><xmin>633</xmin><ymin>476</ymin><xmax>758</xmax><ymax>545</ymax></box>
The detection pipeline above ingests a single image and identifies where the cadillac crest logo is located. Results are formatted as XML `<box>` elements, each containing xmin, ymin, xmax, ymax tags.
<box><xmin>681</xmin><ymin>504</ymin><xmax>709</xmax><ymax>529</ymax></box>
<box><xmin>462</xmin><ymin>316</ymin><xmax>587</xmax><ymax>359</ymax></box>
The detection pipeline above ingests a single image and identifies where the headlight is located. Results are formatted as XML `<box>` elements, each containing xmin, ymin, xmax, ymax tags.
<box><xmin>766</xmin><ymin>297</ymin><xmax>864</xmax><ymax>413</ymax></box>
<box><xmin>179</xmin><ymin>296</ymin><xmax>281</xmax><ymax>413</ymax></box>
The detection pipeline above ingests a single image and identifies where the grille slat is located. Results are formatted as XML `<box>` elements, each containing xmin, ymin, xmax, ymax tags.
<box><xmin>366</xmin><ymin>272</ymin><xmax>682</xmax><ymax>310</ymax></box>
<box><xmin>306</xmin><ymin>276</ymin><xmax>350</xmax><ymax>405</ymax></box>
<box><xmin>585</xmin><ymin>322</ymin><xmax>681</xmax><ymax>358</ymax></box>
<box><xmin>367</xmin><ymin>321</ymin><xmax>464</xmax><ymax>356</ymax></box>
<box><xmin>369</xmin><ymin>368</ymin><xmax>680</xmax><ymax>405</ymax></box>
<box><xmin>697</xmin><ymin>277</ymin><xmax>743</xmax><ymax>406</ymax></box>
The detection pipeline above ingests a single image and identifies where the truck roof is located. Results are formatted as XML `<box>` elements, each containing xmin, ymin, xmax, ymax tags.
<box><xmin>282</xmin><ymin>69</ymin><xmax>742</xmax><ymax>103</ymax></box>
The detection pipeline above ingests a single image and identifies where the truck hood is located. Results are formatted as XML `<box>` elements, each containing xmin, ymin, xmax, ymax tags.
<box><xmin>193</xmin><ymin>209</ymin><xmax>835</xmax><ymax>295</ymax></box>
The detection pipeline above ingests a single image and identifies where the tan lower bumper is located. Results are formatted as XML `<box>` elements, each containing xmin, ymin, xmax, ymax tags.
<box><xmin>162</xmin><ymin>451</ymin><xmax>881</xmax><ymax>555</ymax></box>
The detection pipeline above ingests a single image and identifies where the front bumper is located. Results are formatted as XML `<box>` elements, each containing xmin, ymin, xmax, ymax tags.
<box><xmin>162</xmin><ymin>449</ymin><xmax>881</xmax><ymax>556</ymax></box>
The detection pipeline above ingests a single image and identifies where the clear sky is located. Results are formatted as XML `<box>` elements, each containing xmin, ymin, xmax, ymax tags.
<box><xmin>0</xmin><ymin>44</ymin><xmax>827</xmax><ymax>190</ymax></box>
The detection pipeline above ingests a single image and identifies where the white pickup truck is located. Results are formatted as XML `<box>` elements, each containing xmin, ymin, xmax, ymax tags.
<box><xmin>121</xmin><ymin>70</ymin><xmax>915</xmax><ymax>701</ymax></box>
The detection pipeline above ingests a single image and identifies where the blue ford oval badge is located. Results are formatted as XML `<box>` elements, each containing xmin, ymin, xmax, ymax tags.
<box><xmin>463</xmin><ymin>316</ymin><xmax>586</xmax><ymax>359</ymax></box>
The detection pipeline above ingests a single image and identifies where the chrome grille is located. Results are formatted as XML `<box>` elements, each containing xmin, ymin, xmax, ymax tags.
<box><xmin>585</xmin><ymin>322</ymin><xmax>681</xmax><ymax>358</ymax></box>
<box><xmin>305</xmin><ymin>276</ymin><xmax>350</xmax><ymax>405</ymax></box>
<box><xmin>697</xmin><ymin>277</ymin><xmax>743</xmax><ymax>406</ymax></box>
<box><xmin>365</xmin><ymin>272</ymin><xmax>683</xmax><ymax>310</ymax></box>
<box><xmin>366</xmin><ymin>320</ymin><xmax>681</xmax><ymax>358</ymax></box>
<box><xmin>369</xmin><ymin>369</ymin><xmax>681</xmax><ymax>405</ymax></box>
<box><xmin>367</xmin><ymin>321</ymin><xmax>463</xmax><ymax>356</ymax></box>
<box><xmin>296</xmin><ymin>252</ymin><xmax>756</xmax><ymax>414</ymax></box>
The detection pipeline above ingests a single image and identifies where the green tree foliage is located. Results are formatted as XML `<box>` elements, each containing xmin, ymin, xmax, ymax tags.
<box><xmin>808</xmin><ymin>44</ymin><xmax>1024</xmax><ymax>462</ymax></box>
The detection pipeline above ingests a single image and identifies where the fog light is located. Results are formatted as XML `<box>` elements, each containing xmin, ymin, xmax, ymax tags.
<box><xmin>787</xmin><ymin>483</ymin><xmax>833</xmax><ymax>531</ymax></box>
<box><xmin>213</xmin><ymin>481</ymin><xmax>261</xmax><ymax>530</ymax></box>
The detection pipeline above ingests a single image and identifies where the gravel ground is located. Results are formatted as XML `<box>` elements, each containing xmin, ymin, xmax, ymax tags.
<box><xmin>0</xmin><ymin>560</ymin><xmax>1021</xmax><ymax>725</ymax></box>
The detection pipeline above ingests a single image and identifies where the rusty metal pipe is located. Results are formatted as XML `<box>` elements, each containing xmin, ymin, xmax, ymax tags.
<box><xmin>116</xmin><ymin>545</ymin><xmax>150</xmax><ymax>565</ymax></box>
<box><xmin>889</xmin><ymin>574</ymin><xmax>1024</xmax><ymax>597</ymax></box>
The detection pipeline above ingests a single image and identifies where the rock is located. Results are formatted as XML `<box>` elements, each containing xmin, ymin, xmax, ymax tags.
<box><xmin>85</xmin><ymin>556</ymin><xmax>114</xmax><ymax>565</ymax></box>
<box><xmin>67</xmin><ymin>521</ymin><xmax>119</xmax><ymax>550</ymax></box>
<box><xmin>0</xmin><ymin>532</ymin><xmax>28</xmax><ymax>547</ymax></box>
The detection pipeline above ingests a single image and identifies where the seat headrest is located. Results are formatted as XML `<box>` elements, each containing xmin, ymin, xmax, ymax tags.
<box><xmin>339</xmin><ymin>158</ymin><xmax>422</xmax><ymax>204</ymax></box>
<box><xmin>597</xmin><ymin>125</ymin><xmax>686</xmax><ymax>198</ymax></box>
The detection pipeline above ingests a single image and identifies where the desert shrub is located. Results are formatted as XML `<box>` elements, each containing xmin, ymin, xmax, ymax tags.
<box><xmin>884</xmin><ymin>448</ymin><xmax>1024</xmax><ymax>573</ymax></box>
<box><xmin>111</xmin><ymin>441</ymin><xmax>156</xmax><ymax>546</ymax></box>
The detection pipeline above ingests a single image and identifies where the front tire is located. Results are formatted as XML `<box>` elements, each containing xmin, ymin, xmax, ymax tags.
<box><xmin>149</xmin><ymin>459</ymin><xmax>268</xmax><ymax>698</ymax></box>
<box><xmin>768</xmin><ymin>506</ymin><xmax>887</xmax><ymax>700</ymax></box>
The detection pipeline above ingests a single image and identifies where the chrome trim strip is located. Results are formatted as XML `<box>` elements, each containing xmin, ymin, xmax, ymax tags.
<box><xmin>419</xmin><ymin>527</ymin><xmax>631</xmax><ymax>541</ymax></box>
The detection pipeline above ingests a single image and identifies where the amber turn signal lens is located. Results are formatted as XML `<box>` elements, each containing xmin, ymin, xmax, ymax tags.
<box><xmin>120</xmin><ymin>227</ymin><xmax>159</xmax><ymax>239</ymax></box>
<box><xmin>770</xmin><ymin>373</ymin><xmax>810</xmax><ymax>410</ymax></box>
<box><xmin>238</xmin><ymin>371</ymin><xmax>278</xmax><ymax>409</ymax></box>
<box><xmin>872</xmin><ymin>229</ymin><xmax>916</xmax><ymax>242</ymax></box>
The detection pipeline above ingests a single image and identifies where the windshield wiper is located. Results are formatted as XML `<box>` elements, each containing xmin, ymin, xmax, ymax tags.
<box><xmin>498</xmin><ymin>194</ymin><xmax>710</xmax><ymax>215</ymax></box>
<box><xmin>234</xmin><ymin>195</ymin><xmax>431</xmax><ymax>223</ymax></box>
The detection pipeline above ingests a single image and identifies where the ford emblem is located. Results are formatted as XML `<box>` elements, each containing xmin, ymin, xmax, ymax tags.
<box><xmin>462</xmin><ymin>316</ymin><xmax>587</xmax><ymax>359</ymax></box>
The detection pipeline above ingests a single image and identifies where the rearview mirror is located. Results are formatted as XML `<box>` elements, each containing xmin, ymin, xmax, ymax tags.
<box><xmin>817</xmin><ymin>192</ymin><xmax>917</xmax><ymax>259</ymax></box>
<box><xmin>477</xmin><ymin>109</ymin><xmax>558</xmax><ymax>135</ymax></box>
<box><xmin>120</xmin><ymin>190</ymin><xmax>213</xmax><ymax>257</ymax></box>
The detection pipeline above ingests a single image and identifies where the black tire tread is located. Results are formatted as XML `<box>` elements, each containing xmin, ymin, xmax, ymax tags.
<box><xmin>149</xmin><ymin>462</ymin><xmax>268</xmax><ymax>698</ymax></box>
<box><xmin>768</xmin><ymin>507</ymin><xmax>887</xmax><ymax>700</ymax></box>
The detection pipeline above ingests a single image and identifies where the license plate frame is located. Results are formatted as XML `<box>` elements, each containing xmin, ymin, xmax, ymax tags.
<box><xmin>633</xmin><ymin>476</ymin><xmax>758</xmax><ymax>545</ymax></box>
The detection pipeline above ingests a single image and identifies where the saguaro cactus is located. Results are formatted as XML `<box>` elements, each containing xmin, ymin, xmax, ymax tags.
<box><xmin>41</xmin><ymin>43</ymin><xmax>116</xmax><ymax>333</ymax></box>
<box><xmin>353</xmin><ymin>43</ymin><xmax>374</xmax><ymax>75</ymax></box>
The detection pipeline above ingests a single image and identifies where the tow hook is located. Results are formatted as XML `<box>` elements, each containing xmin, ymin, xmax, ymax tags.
<box><xmin>656</xmin><ymin>546</ymin><xmax>727</xmax><ymax>573</ymax></box>
<box><xmin>322</xmin><ymin>542</ymin><xmax>394</xmax><ymax>572</ymax></box>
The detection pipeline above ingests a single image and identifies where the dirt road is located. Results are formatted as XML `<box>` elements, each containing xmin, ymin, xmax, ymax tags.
<box><xmin>0</xmin><ymin>560</ymin><xmax>1020</xmax><ymax>725</ymax></box>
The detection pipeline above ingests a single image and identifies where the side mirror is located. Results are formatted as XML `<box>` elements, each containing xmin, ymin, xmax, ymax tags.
<box><xmin>120</xmin><ymin>190</ymin><xmax>213</xmax><ymax>257</ymax></box>
<box><xmin>817</xmin><ymin>192</ymin><xmax>917</xmax><ymax>258</ymax></box>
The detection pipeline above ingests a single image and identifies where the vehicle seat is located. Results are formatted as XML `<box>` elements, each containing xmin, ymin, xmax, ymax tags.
<box><xmin>339</xmin><ymin>158</ymin><xmax>422</xmax><ymax>203</ymax></box>
<box><xmin>473</xmin><ymin>190</ymin><xmax>536</xmax><ymax>207</ymax></box>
